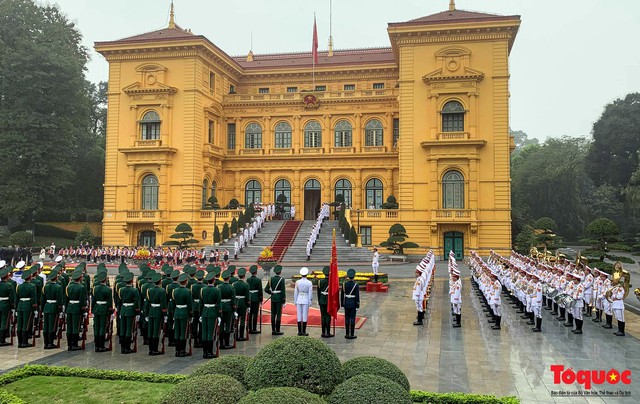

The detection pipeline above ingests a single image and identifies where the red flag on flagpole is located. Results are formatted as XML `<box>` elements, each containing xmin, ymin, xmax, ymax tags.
<box><xmin>327</xmin><ymin>228</ymin><xmax>340</xmax><ymax>318</ymax></box>
<box><xmin>312</xmin><ymin>15</ymin><xmax>319</xmax><ymax>65</ymax></box>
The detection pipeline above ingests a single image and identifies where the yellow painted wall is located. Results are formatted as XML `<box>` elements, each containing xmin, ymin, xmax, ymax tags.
<box><xmin>96</xmin><ymin>7</ymin><xmax>519</xmax><ymax>257</ymax></box>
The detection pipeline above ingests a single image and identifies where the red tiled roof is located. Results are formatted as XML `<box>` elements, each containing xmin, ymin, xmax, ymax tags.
<box><xmin>108</xmin><ymin>25</ymin><xmax>194</xmax><ymax>43</ymax></box>
<box><xmin>389</xmin><ymin>9</ymin><xmax>520</xmax><ymax>27</ymax></box>
<box><xmin>233</xmin><ymin>47</ymin><xmax>396</xmax><ymax>70</ymax></box>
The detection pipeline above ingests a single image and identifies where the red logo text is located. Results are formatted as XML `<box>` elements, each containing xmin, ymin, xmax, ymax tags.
<box><xmin>551</xmin><ymin>365</ymin><xmax>632</xmax><ymax>390</ymax></box>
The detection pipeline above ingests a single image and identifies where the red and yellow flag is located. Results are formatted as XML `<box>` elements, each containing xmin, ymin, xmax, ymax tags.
<box><xmin>312</xmin><ymin>15</ymin><xmax>319</xmax><ymax>65</ymax></box>
<box><xmin>327</xmin><ymin>228</ymin><xmax>340</xmax><ymax>318</ymax></box>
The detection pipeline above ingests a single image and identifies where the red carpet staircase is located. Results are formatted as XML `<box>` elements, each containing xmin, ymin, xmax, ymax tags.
<box><xmin>267</xmin><ymin>220</ymin><xmax>303</xmax><ymax>262</ymax></box>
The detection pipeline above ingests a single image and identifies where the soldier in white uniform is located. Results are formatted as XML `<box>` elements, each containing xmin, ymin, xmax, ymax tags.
<box><xmin>412</xmin><ymin>262</ymin><xmax>427</xmax><ymax>325</ymax></box>
<box><xmin>489</xmin><ymin>272</ymin><xmax>502</xmax><ymax>330</ymax></box>
<box><xmin>610</xmin><ymin>283</ymin><xmax>625</xmax><ymax>336</ymax></box>
<box><xmin>531</xmin><ymin>273</ymin><xmax>543</xmax><ymax>332</ymax></box>
<box><xmin>290</xmin><ymin>204</ymin><xmax>296</xmax><ymax>220</ymax></box>
<box><xmin>371</xmin><ymin>247</ymin><xmax>379</xmax><ymax>283</ymax></box>
<box><xmin>234</xmin><ymin>238</ymin><xmax>240</xmax><ymax>260</ymax></box>
<box><xmin>450</xmin><ymin>268</ymin><xmax>461</xmax><ymax>328</ymax></box>
<box><xmin>592</xmin><ymin>269</ymin><xmax>604</xmax><ymax>323</ymax></box>
<box><xmin>582</xmin><ymin>267</ymin><xmax>594</xmax><ymax>317</ymax></box>
<box><xmin>600</xmin><ymin>271</ymin><xmax>613</xmax><ymax>329</ymax></box>
<box><xmin>571</xmin><ymin>274</ymin><xmax>585</xmax><ymax>334</ymax></box>
<box><xmin>294</xmin><ymin>267</ymin><xmax>313</xmax><ymax>336</ymax></box>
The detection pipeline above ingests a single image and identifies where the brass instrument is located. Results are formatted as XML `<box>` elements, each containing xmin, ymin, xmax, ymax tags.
<box><xmin>530</xmin><ymin>247</ymin><xmax>539</xmax><ymax>259</ymax></box>
<box><xmin>635</xmin><ymin>288</ymin><xmax>640</xmax><ymax>303</ymax></box>
<box><xmin>553</xmin><ymin>293</ymin><xmax>576</xmax><ymax>309</ymax></box>
<box><xmin>612</xmin><ymin>261</ymin><xmax>631</xmax><ymax>299</ymax></box>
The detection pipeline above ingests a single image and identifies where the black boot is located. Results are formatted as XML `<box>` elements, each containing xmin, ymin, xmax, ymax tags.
<box><xmin>491</xmin><ymin>316</ymin><xmax>501</xmax><ymax>330</ymax></box>
<box><xmin>564</xmin><ymin>313</ymin><xmax>574</xmax><ymax>327</ymax></box>
<box><xmin>302</xmin><ymin>322</ymin><xmax>308</xmax><ymax>336</ymax></box>
<box><xmin>202</xmin><ymin>340</ymin><xmax>209</xmax><ymax>359</ymax></box>
<box><xmin>556</xmin><ymin>308</ymin><xmax>565</xmax><ymax>321</ymax></box>
<box><xmin>532</xmin><ymin>317</ymin><xmax>542</xmax><ymax>332</ymax></box>
<box><xmin>374</xmin><ymin>274</ymin><xmax>378</xmax><ymax>283</ymax></box>
<box><xmin>0</xmin><ymin>330</ymin><xmax>9</xmax><ymax>347</ymax></box>
<box><xmin>592</xmin><ymin>309</ymin><xmax>600</xmax><ymax>322</ymax></box>
<box><xmin>572</xmin><ymin>319</ymin><xmax>583</xmax><ymax>334</ymax></box>
<box><xmin>71</xmin><ymin>334</ymin><xmax>82</xmax><ymax>351</ymax></box>
<box><xmin>297</xmin><ymin>321</ymin><xmax>302</xmax><ymax>336</ymax></box>
<box><xmin>488</xmin><ymin>314</ymin><xmax>496</xmax><ymax>323</ymax></box>
<box><xmin>550</xmin><ymin>303</ymin><xmax>558</xmax><ymax>316</ymax></box>
<box><xmin>122</xmin><ymin>336</ymin><xmax>133</xmax><ymax>354</ymax></box>
<box><xmin>526</xmin><ymin>312</ymin><xmax>535</xmax><ymax>325</ymax></box>
<box><xmin>585</xmin><ymin>306</ymin><xmax>592</xmax><ymax>317</ymax></box>
<box><xmin>350</xmin><ymin>323</ymin><xmax>357</xmax><ymax>339</ymax></box>
<box><xmin>603</xmin><ymin>314</ymin><xmax>613</xmax><ymax>329</ymax></box>
<box><xmin>615</xmin><ymin>321</ymin><xmax>625</xmax><ymax>336</ymax></box>
<box><xmin>452</xmin><ymin>314</ymin><xmax>461</xmax><ymax>328</ymax></box>
<box><xmin>237</xmin><ymin>323</ymin><xmax>246</xmax><ymax>341</ymax></box>
<box><xmin>68</xmin><ymin>334</ymin><xmax>74</xmax><ymax>351</ymax></box>
<box><xmin>413</xmin><ymin>311</ymin><xmax>424</xmax><ymax>326</ymax></box>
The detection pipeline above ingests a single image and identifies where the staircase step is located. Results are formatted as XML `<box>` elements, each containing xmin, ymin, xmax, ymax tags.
<box><xmin>270</xmin><ymin>221</ymin><xmax>303</xmax><ymax>261</ymax></box>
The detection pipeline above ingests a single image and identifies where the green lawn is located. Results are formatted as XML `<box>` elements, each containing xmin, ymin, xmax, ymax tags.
<box><xmin>3</xmin><ymin>375</ymin><xmax>174</xmax><ymax>404</ymax></box>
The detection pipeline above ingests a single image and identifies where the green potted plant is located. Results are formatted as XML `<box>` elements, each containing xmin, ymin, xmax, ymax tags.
<box><xmin>222</xmin><ymin>223</ymin><xmax>230</xmax><ymax>242</ymax></box>
<box><xmin>214</xmin><ymin>225</ymin><xmax>221</xmax><ymax>246</ymax></box>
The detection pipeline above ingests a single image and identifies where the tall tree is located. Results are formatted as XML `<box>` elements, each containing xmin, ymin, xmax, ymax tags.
<box><xmin>510</xmin><ymin>128</ymin><xmax>539</xmax><ymax>156</ymax></box>
<box><xmin>586</xmin><ymin>93</ymin><xmax>640</xmax><ymax>188</ymax></box>
<box><xmin>0</xmin><ymin>0</ymin><xmax>92</xmax><ymax>219</ymax></box>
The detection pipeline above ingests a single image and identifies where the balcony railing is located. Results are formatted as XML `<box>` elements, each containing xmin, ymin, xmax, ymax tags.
<box><xmin>363</xmin><ymin>210</ymin><xmax>399</xmax><ymax>219</ymax></box>
<box><xmin>200</xmin><ymin>210</ymin><xmax>243</xmax><ymax>220</ymax></box>
<box><xmin>224</xmin><ymin>88</ymin><xmax>399</xmax><ymax>103</ymax></box>
<box><xmin>438</xmin><ymin>132</ymin><xmax>469</xmax><ymax>141</ymax></box>
<box><xmin>240</xmin><ymin>148</ymin><xmax>264</xmax><ymax>155</ymax></box>
<box><xmin>300</xmin><ymin>147</ymin><xmax>324</xmax><ymax>154</ymax></box>
<box><xmin>433</xmin><ymin>209</ymin><xmax>472</xmax><ymax>220</ymax></box>
<box><xmin>270</xmin><ymin>148</ymin><xmax>294</xmax><ymax>155</ymax></box>
<box><xmin>126</xmin><ymin>210</ymin><xmax>160</xmax><ymax>220</ymax></box>
<box><xmin>134</xmin><ymin>139</ymin><xmax>162</xmax><ymax>147</ymax></box>
<box><xmin>362</xmin><ymin>145</ymin><xmax>387</xmax><ymax>153</ymax></box>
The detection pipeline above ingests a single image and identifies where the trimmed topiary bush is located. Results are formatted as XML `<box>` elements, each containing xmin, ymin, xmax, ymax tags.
<box><xmin>189</xmin><ymin>354</ymin><xmax>252</xmax><ymax>387</ymax></box>
<box><xmin>161</xmin><ymin>374</ymin><xmax>245</xmax><ymax>404</ymax></box>
<box><xmin>238</xmin><ymin>387</ymin><xmax>325</xmax><ymax>404</ymax></box>
<box><xmin>329</xmin><ymin>374</ymin><xmax>411</xmax><ymax>404</ymax></box>
<box><xmin>411</xmin><ymin>390</ymin><xmax>520</xmax><ymax>403</ymax></box>
<box><xmin>342</xmin><ymin>356</ymin><xmax>410</xmax><ymax>391</ymax></box>
<box><xmin>244</xmin><ymin>336</ymin><xmax>343</xmax><ymax>395</ymax></box>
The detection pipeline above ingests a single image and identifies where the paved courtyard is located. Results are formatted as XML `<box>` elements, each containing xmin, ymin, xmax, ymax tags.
<box><xmin>1</xmin><ymin>262</ymin><xmax>639</xmax><ymax>404</ymax></box>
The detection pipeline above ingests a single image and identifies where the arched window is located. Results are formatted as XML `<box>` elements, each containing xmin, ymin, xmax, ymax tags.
<box><xmin>141</xmin><ymin>175</ymin><xmax>159</xmax><ymax>210</ymax></box>
<box><xmin>365</xmin><ymin>178</ymin><xmax>383</xmax><ymax>209</ymax></box>
<box><xmin>365</xmin><ymin>119</ymin><xmax>383</xmax><ymax>146</ymax></box>
<box><xmin>141</xmin><ymin>111</ymin><xmax>160</xmax><ymax>140</ymax></box>
<box><xmin>274</xmin><ymin>179</ymin><xmax>291</xmax><ymax>205</ymax></box>
<box><xmin>305</xmin><ymin>179</ymin><xmax>321</xmax><ymax>190</ymax></box>
<box><xmin>245</xmin><ymin>122</ymin><xmax>262</xmax><ymax>149</ymax></box>
<box><xmin>274</xmin><ymin>122</ymin><xmax>292</xmax><ymax>149</ymax></box>
<box><xmin>211</xmin><ymin>181</ymin><xmax>217</xmax><ymax>201</ymax></box>
<box><xmin>335</xmin><ymin>179</ymin><xmax>352</xmax><ymax>207</ymax></box>
<box><xmin>304</xmin><ymin>121</ymin><xmax>322</xmax><ymax>148</ymax></box>
<box><xmin>442</xmin><ymin>170</ymin><xmax>464</xmax><ymax>209</ymax></box>
<box><xmin>334</xmin><ymin>120</ymin><xmax>352</xmax><ymax>147</ymax></box>
<box><xmin>245</xmin><ymin>180</ymin><xmax>262</xmax><ymax>205</ymax></box>
<box><xmin>202</xmin><ymin>179</ymin><xmax>209</xmax><ymax>209</ymax></box>
<box><xmin>442</xmin><ymin>101</ymin><xmax>465</xmax><ymax>132</ymax></box>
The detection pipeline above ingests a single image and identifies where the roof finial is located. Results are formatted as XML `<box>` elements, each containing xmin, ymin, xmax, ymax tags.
<box><xmin>168</xmin><ymin>1</ymin><xmax>176</xmax><ymax>28</ymax></box>
<box><xmin>449</xmin><ymin>0</ymin><xmax>456</xmax><ymax>11</ymax></box>
<box><xmin>328</xmin><ymin>0</ymin><xmax>334</xmax><ymax>57</ymax></box>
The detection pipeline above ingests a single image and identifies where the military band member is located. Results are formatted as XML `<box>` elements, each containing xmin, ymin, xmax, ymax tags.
<box><xmin>582</xmin><ymin>267</ymin><xmax>594</xmax><ymax>317</ymax></box>
<box><xmin>65</xmin><ymin>270</ymin><xmax>87</xmax><ymax>351</ymax></box>
<box><xmin>489</xmin><ymin>272</ymin><xmax>502</xmax><ymax>330</ymax></box>
<box><xmin>600</xmin><ymin>271</ymin><xmax>613</xmax><ymax>329</ymax></box>
<box><xmin>341</xmin><ymin>268</ymin><xmax>360</xmax><ymax>339</ymax></box>
<box><xmin>247</xmin><ymin>265</ymin><xmax>263</xmax><ymax>334</ymax></box>
<box><xmin>233</xmin><ymin>268</ymin><xmax>250</xmax><ymax>341</ymax></box>
<box><xmin>592</xmin><ymin>269</ymin><xmax>604</xmax><ymax>323</ymax></box>
<box><xmin>218</xmin><ymin>270</ymin><xmax>236</xmax><ymax>348</ymax></box>
<box><xmin>571</xmin><ymin>274</ymin><xmax>585</xmax><ymax>334</ymax></box>
<box><xmin>0</xmin><ymin>263</ymin><xmax>16</xmax><ymax>346</ymax></box>
<box><xmin>118</xmin><ymin>272</ymin><xmax>140</xmax><ymax>354</ymax></box>
<box><xmin>450</xmin><ymin>268</ymin><xmax>461</xmax><ymax>328</ymax></box>
<box><xmin>42</xmin><ymin>268</ymin><xmax>63</xmax><ymax>349</ymax></box>
<box><xmin>294</xmin><ymin>267</ymin><xmax>312</xmax><ymax>336</ymax></box>
<box><xmin>92</xmin><ymin>270</ymin><xmax>113</xmax><ymax>352</ymax></box>
<box><xmin>144</xmin><ymin>271</ymin><xmax>166</xmax><ymax>355</ymax></box>
<box><xmin>318</xmin><ymin>266</ymin><xmax>332</xmax><ymax>337</ymax></box>
<box><xmin>611</xmin><ymin>283</ymin><xmax>625</xmax><ymax>336</ymax></box>
<box><xmin>412</xmin><ymin>264</ymin><xmax>427</xmax><ymax>326</ymax></box>
<box><xmin>531</xmin><ymin>273</ymin><xmax>543</xmax><ymax>332</ymax></box>
<box><xmin>201</xmin><ymin>271</ymin><xmax>221</xmax><ymax>358</ymax></box>
<box><xmin>264</xmin><ymin>265</ymin><xmax>286</xmax><ymax>335</ymax></box>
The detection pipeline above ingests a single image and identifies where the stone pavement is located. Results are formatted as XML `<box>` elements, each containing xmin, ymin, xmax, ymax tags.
<box><xmin>1</xmin><ymin>262</ymin><xmax>639</xmax><ymax>404</ymax></box>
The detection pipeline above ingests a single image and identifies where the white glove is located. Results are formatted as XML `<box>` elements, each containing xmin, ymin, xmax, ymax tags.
<box><xmin>199</xmin><ymin>316</ymin><xmax>203</xmax><ymax>323</ymax></box>
<box><xmin>282</xmin><ymin>303</ymin><xmax>287</xmax><ymax>309</ymax></box>
<box><xmin>234</xmin><ymin>312</ymin><xmax>238</xmax><ymax>319</ymax></box>
<box><xmin>217</xmin><ymin>318</ymin><xmax>221</xmax><ymax>326</ymax></box>
<box><xmin>163</xmin><ymin>316</ymin><xmax>168</xmax><ymax>324</ymax></box>
<box><xmin>11</xmin><ymin>309</ymin><xmax>16</xmax><ymax>317</ymax></box>
<box><xmin>135</xmin><ymin>315</ymin><xmax>140</xmax><ymax>322</ymax></box>
<box><xmin>34</xmin><ymin>311</ymin><xmax>39</xmax><ymax>318</ymax></box>
<box><xmin>83</xmin><ymin>312</ymin><xmax>88</xmax><ymax>319</ymax></box>
<box><xmin>145</xmin><ymin>317</ymin><xmax>149</xmax><ymax>322</ymax></box>
<box><xmin>59</xmin><ymin>312</ymin><xmax>64</xmax><ymax>319</ymax></box>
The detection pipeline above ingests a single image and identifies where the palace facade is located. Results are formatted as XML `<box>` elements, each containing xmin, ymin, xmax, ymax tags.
<box><xmin>95</xmin><ymin>2</ymin><xmax>520</xmax><ymax>258</ymax></box>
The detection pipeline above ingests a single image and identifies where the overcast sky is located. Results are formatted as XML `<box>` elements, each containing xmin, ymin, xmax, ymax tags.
<box><xmin>47</xmin><ymin>0</ymin><xmax>640</xmax><ymax>141</ymax></box>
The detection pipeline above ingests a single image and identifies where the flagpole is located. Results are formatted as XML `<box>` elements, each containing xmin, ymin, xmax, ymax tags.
<box><xmin>312</xmin><ymin>12</ymin><xmax>316</xmax><ymax>88</ymax></box>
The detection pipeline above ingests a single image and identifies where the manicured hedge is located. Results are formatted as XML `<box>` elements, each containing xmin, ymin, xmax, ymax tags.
<box><xmin>342</xmin><ymin>356</ymin><xmax>410</xmax><ymax>391</ymax></box>
<box><xmin>410</xmin><ymin>390</ymin><xmax>520</xmax><ymax>404</ymax></box>
<box><xmin>0</xmin><ymin>389</ymin><xmax>24</xmax><ymax>404</ymax></box>
<box><xmin>0</xmin><ymin>365</ymin><xmax>186</xmax><ymax>387</ymax></box>
<box><xmin>190</xmin><ymin>354</ymin><xmax>252</xmax><ymax>387</ymax></box>
<box><xmin>244</xmin><ymin>336</ymin><xmax>343</xmax><ymax>395</ymax></box>
<box><xmin>329</xmin><ymin>374</ymin><xmax>411</xmax><ymax>404</ymax></box>
<box><xmin>238</xmin><ymin>387</ymin><xmax>325</xmax><ymax>404</ymax></box>
<box><xmin>161</xmin><ymin>374</ymin><xmax>245</xmax><ymax>404</ymax></box>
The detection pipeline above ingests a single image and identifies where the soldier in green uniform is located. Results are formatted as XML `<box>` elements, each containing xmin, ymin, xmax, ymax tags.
<box><xmin>42</xmin><ymin>268</ymin><xmax>63</xmax><ymax>349</ymax></box>
<box><xmin>233</xmin><ymin>268</ymin><xmax>250</xmax><ymax>341</ymax></box>
<box><xmin>200</xmin><ymin>271</ymin><xmax>221</xmax><ymax>358</ymax></box>
<box><xmin>56</xmin><ymin>257</ymin><xmax>69</xmax><ymax>290</ymax></box>
<box><xmin>172</xmin><ymin>273</ymin><xmax>193</xmax><ymax>357</ymax></box>
<box><xmin>341</xmin><ymin>268</ymin><xmax>360</xmax><ymax>339</ymax></box>
<box><xmin>30</xmin><ymin>263</ymin><xmax>43</xmax><ymax>311</ymax></box>
<box><xmin>0</xmin><ymin>263</ymin><xmax>17</xmax><ymax>346</ymax></box>
<box><xmin>81</xmin><ymin>263</ymin><xmax>91</xmax><ymax>310</ymax></box>
<box><xmin>247</xmin><ymin>265</ymin><xmax>263</xmax><ymax>334</ymax></box>
<box><xmin>65</xmin><ymin>270</ymin><xmax>87</xmax><ymax>351</ymax></box>
<box><xmin>92</xmin><ymin>271</ymin><xmax>113</xmax><ymax>352</ymax></box>
<box><xmin>144</xmin><ymin>271</ymin><xmax>166</xmax><ymax>356</ymax></box>
<box><xmin>228</xmin><ymin>265</ymin><xmax>238</xmax><ymax>285</ymax></box>
<box><xmin>113</xmin><ymin>262</ymin><xmax>128</xmax><ymax>344</ymax></box>
<box><xmin>264</xmin><ymin>265</ymin><xmax>286</xmax><ymax>335</ymax></box>
<box><xmin>318</xmin><ymin>266</ymin><xmax>333</xmax><ymax>338</ymax></box>
<box><xmin>218</xmin><ymin>270</ymin><xmax>236</xmax><ymax>349</ymax></box>
<box><xmin>137</xmin><ymin>265</ymin><xmax>150</xmax><ymax>346</ymax></box>
<box><xmin>118</xmin><ymin>272</ymin><xmax>140</xmax><ymax>354</ymax></box>
<box><xmin>213</xmin><ymin>267</ymin><xmax>223</xmax><ymax>286</ymax></box>
<box><xmin>161</xmin><ymin>264</ymin><xmax>173</xmax><ymax>290</ymax></box>
<box><xmin>16</xmin><ymin>266</ymin><xmax>37</xmax><ymax>348</ymax></box>
<box><xmin>165</xmin><ymin>270</ymin><xmax>180</xmax><ymax>347</ymax></box>
<box><xmin>191</xmin><ymin>269</ymin><xmax>205</xmax><ymax>348</ymax></box>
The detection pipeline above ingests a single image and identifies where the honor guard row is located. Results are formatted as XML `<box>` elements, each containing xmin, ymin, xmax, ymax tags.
<box><xmin>412</xmin><ymin>251</ymin><xmax>436</xmax><ymax>326</ymax></box>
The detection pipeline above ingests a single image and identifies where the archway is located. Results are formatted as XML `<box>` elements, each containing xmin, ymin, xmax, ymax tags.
<box><xmin>304</xmin><ymin>179</ymin><xmax>321</xmax><ymax>220</ymax></box>
<box><xmin>444</xmin><ymin>231</ymin><xmax>464</xmax><ymax>260</ymax></box>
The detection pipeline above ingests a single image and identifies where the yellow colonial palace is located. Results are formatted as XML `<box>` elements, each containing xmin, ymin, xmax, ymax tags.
<box><xmin>95</xmin><ymin>1</ymin><xmax>520</xmax><ymax>258</ymax></box>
